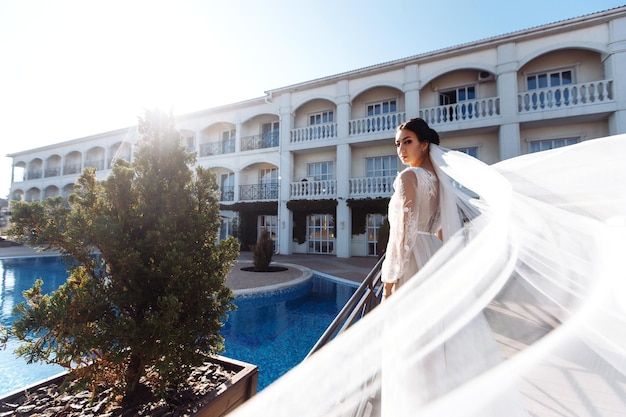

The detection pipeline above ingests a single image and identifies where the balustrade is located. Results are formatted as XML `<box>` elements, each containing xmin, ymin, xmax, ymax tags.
<box><xmin>290</xmin><ymin>123</ymin><xmax>337</xmax><ymax>143</ymax></box>
<box><xmin>518</xmin><ymin>79</ymin><xmax>613</xmax><ymax>112</ymax></box>
<box><xmin>348</xmin><ymin>112</ymin><xmax>406</xmax><ymax>136</ymax></box>
<box><xmin>290</xmin><ymin>179</ymin><xmax>337</xmax><ymax>199</ymax></box>
<box><xmin>349</xmin><ymin>176</ymin><xmax>395</xmax><ymax>198</ymax></box>
<box><xmin>420</xmin><ymin>97</ymin><xmax>500</xmax><ymax>125</ymax></box>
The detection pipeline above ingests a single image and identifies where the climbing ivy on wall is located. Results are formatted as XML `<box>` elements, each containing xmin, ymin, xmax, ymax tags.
<box><xmin>220</xmin><ymin>201</ymin><xmax>278</xmax><ymax>249</ymax></box>
<box><xmin>346</xmin><ymin>197</ymin><xmax>390</xmax><ymax>236</ymax></box>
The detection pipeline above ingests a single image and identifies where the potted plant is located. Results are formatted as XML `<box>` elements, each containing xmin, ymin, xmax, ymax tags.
<box><xmin>5</xmin><ymin>109</ymin><xmax>255</xmax><ymax>414</ymax></box>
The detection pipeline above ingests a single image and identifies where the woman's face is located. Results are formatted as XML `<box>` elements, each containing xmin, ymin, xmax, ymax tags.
<box><xmin>395</xmin><ymin>128</ymin><xmax>429</xmax><ymax>167</ymax></box>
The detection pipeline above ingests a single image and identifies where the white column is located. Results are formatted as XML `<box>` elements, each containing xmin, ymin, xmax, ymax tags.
<box><xmin>336</xmin><ymin>80</ymin><xmax>350</xmax><ymax>138</ymax></box>
<box><xmin>497</xmin><ymin>43</ymin><xmax>521</xmax><ymax>160</ymax></box>
<box><xmin>404</xmin><ymin>64</ymin><xmax>420</xmax><ymax>119</ymax></box>
<box><xmin>335</xmin><ymin>143</ymin><xmax>351</xmax><ymax>258</ymax></box>
<box><xmin>278</xmin><ymin>101</ymin><xmax>294</xmax><ymax>255</ymax></box>
<box><xmin>607</xmin><ymin>16</ymin><xmax>626</xmax><ymax>135</ymax></box>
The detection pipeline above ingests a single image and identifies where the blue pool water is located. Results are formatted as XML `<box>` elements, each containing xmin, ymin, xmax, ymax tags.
<box><xmin>0</xmin><ymin>256</ymin><xmax>356</xmax><ymax>396</ymax></box>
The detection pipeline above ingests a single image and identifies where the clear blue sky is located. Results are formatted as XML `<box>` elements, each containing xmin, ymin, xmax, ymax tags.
<box><xmin>1</xmin><ymin>0</ymin><xmax>624</xmax><ymax>198</ymax></box>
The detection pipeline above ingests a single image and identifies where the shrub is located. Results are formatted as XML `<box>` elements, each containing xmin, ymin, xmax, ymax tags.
<box><xmin>8</xmin><ymin>109</ymin><xmax>240</xmax><ymax>405</ymax></box>
<box><xmin>250</xmin><ymin>229</ymin><xmax>274</xmax><ymax>271</ymax></box>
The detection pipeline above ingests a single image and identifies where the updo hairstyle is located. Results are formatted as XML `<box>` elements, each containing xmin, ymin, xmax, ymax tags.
<box><xmin>397</xmin><ymin>118</ymin><xmax>440</xmax><ymax>145</ymax></box>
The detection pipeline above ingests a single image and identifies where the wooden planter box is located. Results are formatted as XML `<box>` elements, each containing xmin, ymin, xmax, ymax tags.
<box><xmin>194</xmin><ymin>356</ymin><xmax>259</xmax><ymax>416</ymax></box>
<box><xmin>0</xmin><ymin>355</ymin><xmax>258</xmax><ymax>416</ymax></box>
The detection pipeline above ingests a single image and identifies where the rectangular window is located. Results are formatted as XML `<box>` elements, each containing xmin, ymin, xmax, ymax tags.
<box><xmin>307</xmin><ymin>214</ymin><xmax>335</xmax><ymax>254</ymax></box>
<box><xmin>221</xmin><ymin>129</ymin><xmax>235</xmax><ymax>153</ymax></box>
<box><xmin>527</xmin><ymin>70</ymin><xmax>573</xmax><ymax>90</ymax></box>
<box><xmin>529</xmin><ymin>138</ymin><xmax>578</xmax><ymax>153</ymax></box>
<box><xmin>454</xmin><ymin>147</ymin><xmax>479</xmax><ymax>158</ymax></box>
<box><xmin>439</xmin><ymin>86</ymin><xmax>476</xmax><ymax>106</ymax></box>
<box><xmin>307</xmin><ymin>161</ymin><xmax>334</xmax><ymax>181</ymax></box>
<box><xmin>184</xmin><ymin>135</ymin><xmax>195</xmax><ymax>153</ymax></box>
<box><xmin>219</xmin><ymin>217</ymin><xmax>234</xmax><ymax>242</ymax></box>
<box><xmin>220</xmin><ymin>173</ymin><xmax>234</xmax><ymax>201</ymax></box>
<box><xmin>367</xmin><ymin>99</ymin><xmax>397</xmax><ymax>116</ymax></box>
<box><xmin>261</xmin><ymin>121</ymin><xmax>279</xmax><ymax>147</ymax></box>
<box><xmin>366</xmin><ymin>156</ymin><xmax>398</xmax><ymax>177</ymax></box>
<box><xmin>260</xmin><ymin>168</ymin><xmax>279</xmax><ymax>199</ymax></box>
<box><xmin>367</xmin><ymin>213</ymin><xmax>385</xmax><ymax>257</ymax></box>
<box><xmin>309</xmin><ymin>111</ymin><xmax>334</xmax><ymax>125</ymax></box>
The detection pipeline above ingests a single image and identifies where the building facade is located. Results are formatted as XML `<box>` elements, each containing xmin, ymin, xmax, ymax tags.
<box><xmin>8</xmin><ymin>6</ymin><xmax>626</xmax><ymax>257</ymax></box>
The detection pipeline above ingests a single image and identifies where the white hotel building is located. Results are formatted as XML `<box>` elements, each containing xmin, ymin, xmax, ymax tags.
<box><xmin>7</xmin><ymin>6</ymin><xmax>626</xmax><ymax>258</ymax></box>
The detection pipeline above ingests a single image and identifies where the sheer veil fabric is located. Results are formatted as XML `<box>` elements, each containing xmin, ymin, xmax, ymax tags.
<box><xmin>229</xmin><ymin>135</ymin><xmax>626</xmax><ymax>417</ymax></box>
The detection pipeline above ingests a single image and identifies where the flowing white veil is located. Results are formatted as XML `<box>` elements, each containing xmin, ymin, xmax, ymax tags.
<box><xmin>229</xmin><ymin>134</ymin><xmax>626</xmax><ymax>417</ymax></box>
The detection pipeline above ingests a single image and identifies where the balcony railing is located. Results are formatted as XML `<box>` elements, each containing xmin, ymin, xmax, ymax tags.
<box><xmin>220</xmin><ymin>186</ymin><xmax>235</xmax><ymax>202</ymax></box>
<box><xmin>241</xmin><ymin>132</ymin><xmax>279</xmax><ymax>151</ymax></box>
<box><xmin>290</xmin><ymin>123</ymin><xmax>337</xmax><ymax>143</ymax></box>
<box><xmin>26</xmin><ymin>170</ymin><xmax>42</xmax><ymax>180</ymax></box>
<box><xmin>199</xmin><ymin>141</ymin><xmax>235</xmax><ymax>157</ymax></box>
<box><xmin>518</xmin><ymin>79</ymin><xmax>613</xmax><ymax>113</ymax></box>
<box><xmin>349</xmin><ymin>176</ymin><xmax>396</xmax><ymax>198</ymax></box>
<box><xmin>348</xmin><ymin>112</ymin><xmax>406</xmax><ymax>136</ymax></box>
<box><xmin>290</xmin><ymin>179</ymin><xmax>337</xmax><ymax>199</ymax></box>
<box><xmin>45</xmin><ymin>167</ymin><xmax>61</xmax><ymax>178</ymax></box>
<box><xmin>63</xmin><ymin>164</ymin><xmax>81</xmax><ymax>175</ymax></box>
<box><xmin>85</xmin><ymin>159</ymin><xmax>105</xmax><ymax>170</ymax></box>
<box><xmin>420</xmin><ymin>97</ymin><xmax>500</xmax><ymax>126</ymax></box>
<box><xmin>239</xmin><ymin>184</ymin><xmax>278</xmax><ymax>200</ymax></box>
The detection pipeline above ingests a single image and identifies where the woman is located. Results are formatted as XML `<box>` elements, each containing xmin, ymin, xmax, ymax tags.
<box><xmin>382</xmin><ymin>118</ymin><xmax>442</xmax><ymax>299</ymax></box>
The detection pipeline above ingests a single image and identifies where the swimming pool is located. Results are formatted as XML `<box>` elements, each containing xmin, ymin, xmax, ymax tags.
<box><xmin>0</xmin><ymin>256</ymin><xmax>356</xmax><ymax>396</ymax></box>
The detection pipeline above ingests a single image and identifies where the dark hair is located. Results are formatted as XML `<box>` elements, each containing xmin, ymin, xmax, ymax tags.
<box><xmin>397</xmin><ymin>118</ymin><xmax>440</xmax><ymax>145</ymax></box>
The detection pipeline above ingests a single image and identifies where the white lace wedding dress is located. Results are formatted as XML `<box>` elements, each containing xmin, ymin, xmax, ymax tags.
<box><xmin>381</xmin><ymin>166</ymin><xmax>442</xmax><ymax>293</ymax></box>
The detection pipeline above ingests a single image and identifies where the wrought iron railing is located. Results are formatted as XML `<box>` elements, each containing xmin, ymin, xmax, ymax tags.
<box><xmin>306</xmin><ymin>254</ymin><xmax>385</xmax><ymax>358</ymax></box>
<box><xmin>240</xmin><ymin>132</ymin><xmax>279</xmax><ymax>151</ymax></box>
<box><xmin>239</xmin><ymin>184</ymin><xmax>279</xmax><ymax>200</ymax></box>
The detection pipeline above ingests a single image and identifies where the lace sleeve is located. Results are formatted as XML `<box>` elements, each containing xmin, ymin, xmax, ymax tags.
<box><xmin>382</xmin><ymin>170</ymin><xmax>419</xmax><ymax>283</ymax></box>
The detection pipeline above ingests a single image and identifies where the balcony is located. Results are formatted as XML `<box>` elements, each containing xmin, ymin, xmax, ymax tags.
<box><xmin>348</xmin><ymin>112</ymin><xmax>406</xmax><ymax>136</ymax></box>
<box><xmin>349</xmin><ymin>176</ymin><xmax>395</xmax><ymax>198</ymax></box>
<box><xmin>63</xmin><ymin>164</ymin><xmax>81</xmax><ymax>175</ymax></box>
<box><xmin>85</xmin><ymin>159</ymin><xmax>105</xmax><ymax>171</ymax></box>
<box><xmin>290</xmin><ymin>179</ymin><xmax>337</xmax><ymax>199</ymax></box>
<box><xmin>240</xmin><ymin>132</ymin><xmax>279</xmax><ymax>151</ymax></box>
<box><xmin>199</xmin><ymin>141</ymin><xmax>235</xmax><ymax>157</ymax></box>
<box><xmin>290</xmin><ymin>123</ymin><xmax>337</xmax><ymax>144</ymax></box>
<box><xmin>26</xmin><ymin>170</ymin><xmax>42</xmax><ymax>180</ymax></box>
<box><xmin>44</xmin><ymin>167</ymin><xmax>62</xmax><ymax>178</ymax></box>
<box><xmin>420</xmin><ymin>97</ymin><xmax>500</xmax><ymax>126</ymax></box>
<box><xmin>518</xmin><ymin>79</ymin><xmax>613</xmax><ymax>113</ymax></box>
<box><xmin>239</xmin><ymin>184</ymin><xmax>278</xmax><ymax>201</ymax></box>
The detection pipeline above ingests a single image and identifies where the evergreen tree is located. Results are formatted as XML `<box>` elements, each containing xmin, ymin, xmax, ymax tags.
<box><xmin>8</xmin><ymin>109</ymin><xmax>239</xmax><ymax>405</ymax></box>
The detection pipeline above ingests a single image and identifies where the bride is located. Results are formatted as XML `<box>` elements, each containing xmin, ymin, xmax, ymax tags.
<box><xmin>227</xmin><ymin>131</ymin><xmax>626</xmax><ymax>417</ymax></box>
